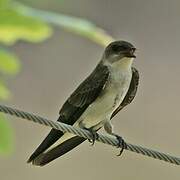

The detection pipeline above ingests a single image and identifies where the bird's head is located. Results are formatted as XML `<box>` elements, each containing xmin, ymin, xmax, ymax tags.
<box><xmin>103</xmin><ymin>41</ymin><xmax>136</xmax><ymax>65</ymax></box>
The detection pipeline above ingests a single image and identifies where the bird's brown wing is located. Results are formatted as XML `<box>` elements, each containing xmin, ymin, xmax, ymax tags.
<box><xmin>27</xmin><ymin>63</ymin><xmax>109</xmax><ymax>165</ymax></box>
<box><xmin>111</xmin><ymin>67</ymin><xmax>139</xmax><ymax>119</ymax></box>
<box><xmin>59</xmin><ymin>62</ymin><xmax>109</xmax><ymax>123</ymax></box>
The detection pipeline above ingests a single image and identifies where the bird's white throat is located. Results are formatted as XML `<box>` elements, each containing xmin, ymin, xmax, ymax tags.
<box><xmin>111</xmin><ymin>57</ymin><xmax>134</xmax><ymax>70</ymax></box>
<box><xmin>103</xmin><ymin>57</ymin><xmax>134</xmax><ymax>71</ymax></box>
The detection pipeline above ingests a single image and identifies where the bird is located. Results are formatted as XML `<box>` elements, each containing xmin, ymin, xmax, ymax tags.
<box><xmin>27</xmin><ymin>40</ymin><xmax>139</xmax><ymax>166</ymax></box>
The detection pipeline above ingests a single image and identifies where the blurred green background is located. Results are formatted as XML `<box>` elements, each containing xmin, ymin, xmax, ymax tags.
<box><xmin>0</xmin><ymin>0</ymin><xmax>180</xmax><ymax>179</ymax></box>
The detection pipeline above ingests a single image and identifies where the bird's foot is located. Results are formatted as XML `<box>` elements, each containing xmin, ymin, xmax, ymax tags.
<box><xmin>113</xmin><ymin>134</ymin><xmax>127</xmax><ymax>156</ymax></box>
<box><xmin>88</xmin><ymin>129</ymin><xmax>99</xmax><ymax>146</ymax></box>
<box><xmin>79</xmin><ymin>122</ymin><xmax>99</xmax><ymax>145</ymax></box>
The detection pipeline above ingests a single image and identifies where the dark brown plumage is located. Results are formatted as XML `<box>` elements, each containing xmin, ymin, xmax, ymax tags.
<box><xmin>27</xmin><ymin>41</ymin><xmax>139</xmax><ymax>166</ymax></box>
<box><xmin>27</xmin><ymin>65</ymin><xmax>139</xmax><ymax>166</ymax></box>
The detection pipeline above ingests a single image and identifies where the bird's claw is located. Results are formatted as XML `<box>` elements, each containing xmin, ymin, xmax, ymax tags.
<box><xmin>88</xmin><ymin>129</ymin><xmax>99</xmax><ymax>146</ymax></box>
<box><xmin>114</xmin><ymin>135</ymin><xmax>127</xmax><ymax>156</ymax></box>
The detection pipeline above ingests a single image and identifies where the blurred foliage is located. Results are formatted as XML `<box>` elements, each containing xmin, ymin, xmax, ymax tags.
<box><xmin>0</xmin><ymin>0</ymin><xmax>9</xmax><ymax>7</ymax></box>
<box><xmin>0</xmin><ymin>1</ymin><xmax>52</xmax><ymax>44</ymax></box>
<box><xmin>0</xmin><ymin>9</ymin><xmax>52</xmax><ymax>45</ymax></box>
<box><xmin>0</xmin><ymin>113</ymin><xmax>13</xmax><ymax>154</ymax></box>
<box><xmin>0</xmin><ymin>49</ymin><xmax>20</xmax><ymax>154</ymax></box>
<box><xmin>0</xmin><ymin>49</ymin><xmax>20</xmax><ymax>75</ymax></box>
<box><xmin>0</xmin><ymin>48</ymin><xmax>17</xmax><ymax>153</ymax></box>
<box><xmin>0</xmin><ymin>81</ymin><xmax>11</xmax><ymax>100</ymax></box>
<box><xmin>0</xmin><ymin>0</ymin><xmax>114</xmax><ymax>155</ymax></box>
<box><xmin>0</xmin><ymin>0</ymin><xmax>52</xmax><ymax>155</ymax></box>
<box><xmin>15</xmin><ymin>2</ymin><xmax>114</xmax><ymax>47</ymax></box>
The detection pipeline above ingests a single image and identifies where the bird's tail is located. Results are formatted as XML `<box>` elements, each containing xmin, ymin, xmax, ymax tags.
<box><xmin>27</xmin><ymin>128</ymin><xmax>64</xmax><ymax>164</ymax></box>
<box><xmin>31</xmin><ymin>136</ymin><xmax>85</xmax><ymax>166</ymax></box>
<box><xmin>27</xmin><ymin>116</ymin><xmax>86</xmax><ymax>166</ymax></box>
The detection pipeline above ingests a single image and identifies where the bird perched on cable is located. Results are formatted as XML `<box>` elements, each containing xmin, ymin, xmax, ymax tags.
<box><xmin>27</xmin><ymin>40</ymin><xmax>139</xmax><ymax>166</ymax></box>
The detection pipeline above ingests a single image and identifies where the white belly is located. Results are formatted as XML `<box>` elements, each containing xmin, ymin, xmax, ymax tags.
<box><xmin>49</xmin><ymin>70</ymin><xmax>132</xmax><ymax>148</ymax></box>
<box><xmin>77</xmin><ymin>69</ymin><xmax>132</xmax><ymax>129</ymax></box>
<box><xmin>47</xmin><ymin>58</ymin><xmax>133</xmax><ymax>149</ymax></box>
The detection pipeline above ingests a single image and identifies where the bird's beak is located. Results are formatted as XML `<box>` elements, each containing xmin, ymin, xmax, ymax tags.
<box><xmin>122</xmin><ymin>48</ymin><xmax>136</xmax><ymax>58</ymax></box>
<box><xmin>128</xmin><ymin>48</ymin><xmax>136</xmax><ymax>58</ymax></box>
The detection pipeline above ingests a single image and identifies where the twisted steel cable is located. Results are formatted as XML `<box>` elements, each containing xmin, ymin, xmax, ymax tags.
<box><xmin>0</xmin><ymin>104</ymin><xmax>180</xmax><ymax>165</ymax></box>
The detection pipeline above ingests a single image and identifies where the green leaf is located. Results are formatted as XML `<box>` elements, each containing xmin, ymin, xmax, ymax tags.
<box><xmin>0</xmin><ymin>49</ymin><xmax>20</xmax><ymax>75</ymax></box>
<box><xmin>0</xmin><ymin>81</ymin><xmax>11</xmax><ymax>100</ymax></box>
<box><xmin>0</xmin><ymin>114</ymin><xmax>14</xmax><ymax>155</ymax></box>
<box><xmin>0</xmin><ymin>8</ymin><xmax>52</xmax><ymax>45</ymax></box>
<box><xmin>14</xmin><ymin>3</ymin><xmax>114</xmax><ymax>47</ymax></box>
<box><xmin>0</xmin><ymin>0</ymin><xmax>10</xmax><ymax>8</ymax></box>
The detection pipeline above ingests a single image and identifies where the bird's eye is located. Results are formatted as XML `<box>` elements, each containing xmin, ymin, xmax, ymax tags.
<box><xmin>111</xmin><ymin>44</ymin><xmax>128</xmax><ymax>53</ymax></box>
<box><xmin>111</xmin><ymin>45</ymin><xmax>121</xmax><ymax>52</ymax></box>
